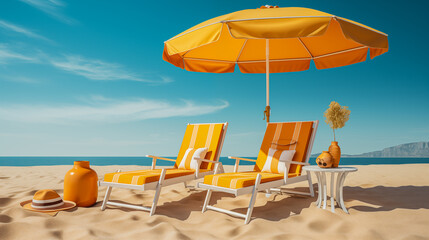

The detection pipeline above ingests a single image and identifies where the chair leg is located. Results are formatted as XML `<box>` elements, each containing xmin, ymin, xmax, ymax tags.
<box><xmin>265</xmin><ymin>189</ymin><xmax>272</xmax><ymax>198</ymax></box>
<box><xmin>244</xmin><ymin>174</ymin><xmax>262</xmax><ymax>224</ymax></box>
<box><xmin>150</xmin><ymin>168</ymin><xmax>166</xmax><ymax>216</ymax></box>
<box><xmin>101</xmin><ymin>186</ymin><xmax>112</xmax><ymax>211</ymax></box>
<box><xmin>307</xmin><ymin>171</ymin><xmax>315</xmax><ymax>197</ymax></box>
<box><xmin>101</xmin><ymin>169</ymin><xmax>120</xmax><ymax>211</ymax></box>
<box><xmin>202</xmin><ymin>189</ymin><xmax>212</xmax><ymax>213</ymax></box>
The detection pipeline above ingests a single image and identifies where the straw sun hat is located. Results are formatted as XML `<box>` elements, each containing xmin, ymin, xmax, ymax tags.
<box><xmin>20</xmin><ymin>189</ymin><xmax>76</xmax><ymax>213</ymax></box>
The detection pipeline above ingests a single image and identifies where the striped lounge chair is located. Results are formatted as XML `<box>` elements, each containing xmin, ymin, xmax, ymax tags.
<box><xmin>198</xmin><ymin>121</ymin><xmax>318</xmax><ymax>224</ymax></box>
<box><xmin>99</xmin><ymin>122</ymin><xmax>228</xmax><ymax>215</ymax></box>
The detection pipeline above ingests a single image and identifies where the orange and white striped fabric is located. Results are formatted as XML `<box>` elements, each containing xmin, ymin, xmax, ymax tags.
<box><xmin>203</xmin><ymin>121</ymin><xmax>314</xmax><ymax>189</ymax></box>
<box><xmin>103</xmin><ymin>123</ymin><xmax>226</xmax><ymax>185</ymax></box>
<box><xmin>177</xmin><ymin>147</ymin><xmax>208</xmax><ymax>170</ymax></box>
<box><xmin>175</xmin><ymin>123</ymin><xmax>224</xmax><ymax>170</ymax></box>
<box><xmin>204</xmin><ymin>171</ymin><xmax>296</xmax><ymax>189</ymax></box>
<box><xmin>254</xmin><ymin>121</ymin><xmax>313</xmax><ymax>175</ymax></box>
<box><xmin>261</xmin><ymin>148</ymin><xmax>295</xmax><ymax>174</ymax></box>
<box><xmin>104</xmin><ymin>169</ymin><xmax>204</xmax><ymax>185</ymax></box>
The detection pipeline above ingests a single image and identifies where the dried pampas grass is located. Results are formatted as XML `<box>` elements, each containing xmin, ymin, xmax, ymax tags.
<box><xmin>324</xmin><ymin>101</ymin><xmax>351</xmax><ymax>141</ymax></box>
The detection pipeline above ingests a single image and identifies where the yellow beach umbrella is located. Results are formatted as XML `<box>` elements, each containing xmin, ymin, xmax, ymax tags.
<box><xmin>163</xmin><ymin>6</ymin><xmax>388</xmax><ymax>122</ymax></box>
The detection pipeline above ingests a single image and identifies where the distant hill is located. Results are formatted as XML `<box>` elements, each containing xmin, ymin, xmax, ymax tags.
<box><xmin>312</xmin><ymin>141</ymin><xmax>429</xmax><ymax>158</ymax></box>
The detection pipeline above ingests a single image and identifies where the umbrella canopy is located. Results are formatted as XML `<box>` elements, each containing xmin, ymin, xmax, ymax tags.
<box><xmin>163</xmin><ymin>6</ymin><xmax>389</xmax><ymax>122</ymax></box>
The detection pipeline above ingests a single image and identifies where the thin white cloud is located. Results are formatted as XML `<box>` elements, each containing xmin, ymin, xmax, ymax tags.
<box><xmin>0</xmin><ymin>45</ymin><xmax>36</xmax><ymax>63</ymax></box>
<box><xmin>0</xmin><ymin>46</ymin><xmax>171</xmax><ymax>84</ymax></box>
<box><xmin>160</xmin><ymin>76</ymin><xmax>174</xmax><ymax>84</ymax></box>
<box><xmin>0</xmin><ymin>20</ymin><xmax>50</xmax><ymax>42</ymax></box>
<box><xmin>50</xmin><ymin>55</ymin><xmax>171</xmax><ymax>83</ymax></box>
<box><xmin>0</xmin><ymin>96</ymin><xmax>229</xmax><ymax>124</ymax></box>
<box><xmin>20</xmin><ymin>0</ymin><xmax>76</xmax><ymax>24</ymax></box>
<box><xmin>3</xmin><ymin>76</ymin><xmax>41</xmax><ymax>84</ymax></box>
<box><xmin>53</xmin><ymin>138</ymin><xmax>163</xmax><ymax>147</ymax></box>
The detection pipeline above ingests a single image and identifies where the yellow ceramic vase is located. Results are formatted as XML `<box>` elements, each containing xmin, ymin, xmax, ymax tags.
<box><xmin>64</xmin><ymin>161</ymin><xmax>98</xmax><ymax>207</ymax></box>
<box><xmin>329</xmin><ymin>141</ymin><xmax>341</xmax><ymax>168</ymax></box>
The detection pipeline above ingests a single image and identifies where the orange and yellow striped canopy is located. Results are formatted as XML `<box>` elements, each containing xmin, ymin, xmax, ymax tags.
<box><xmin>163</xmin><ymin>7</ymin><xmax>388</xmax><ymax>73</ymax></box>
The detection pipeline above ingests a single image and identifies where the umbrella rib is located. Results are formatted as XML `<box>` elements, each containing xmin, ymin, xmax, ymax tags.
<box><xmin>240</xmin><ymin>58</ymin><xmax>312</xmax><ymax>63</ymax></box>
<box><xmin>313</xmin><ymin>46</ymin><xmax>367</xmax><ymax>59</ymax></box>
<box><xmin>181</xmin><ymin>49</ymin><xmax>191</xmax><ymax>69</ymax></box>
<box><xmin>336</xmin><ymin>17</ymin><xmax>388</xmax><ymax>36</ymax></box>
<box><xmin>165</xmin><ymin>22</ymin><xmax>221</xmax><ymax>42</ymax></box>
<box><xmin>183</xmin><ymin>58</ymin><xmax>312</xmax><ymax>63</ymax></box>
<box><xmin>298</xmin><ymin>37</ymin><xmax>314</xmax><ymax>59</ymax></box>
<box><xmin>184</xmin><ymin>58</ymin><xmax>235</xmax><ymax>63</ymax></box>
<box><xmin>182</xmin><ymin>50</ymin><xmax>191</xmax><ymax>58</ymax></box>
<box><xmin>235</xmin><ymin>40</ymin><xmax>248</xmax><ymax>63</ymax></box>
<box><xmin>184</xmin><ymin>46</ymin><xmax>368</xmax><ymax>63</ymax></box>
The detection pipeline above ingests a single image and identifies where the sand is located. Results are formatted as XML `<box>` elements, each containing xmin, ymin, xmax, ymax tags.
<box><xmin>1</xmin><ymin>164</ymin><xmax>428</xmax><ymax>240</ymax></box>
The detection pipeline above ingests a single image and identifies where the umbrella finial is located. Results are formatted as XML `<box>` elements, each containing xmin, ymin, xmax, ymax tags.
<box><xmin>260</xmin><ymin>5</ymin><xmax>279</xmax><ymax>9</ymax></box>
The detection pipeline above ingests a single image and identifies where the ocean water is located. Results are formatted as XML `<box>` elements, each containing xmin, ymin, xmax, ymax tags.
<box><xmin>0</xmin><ymin>157</ymin><xmax>428</xmax><ymax>167</ymax></box>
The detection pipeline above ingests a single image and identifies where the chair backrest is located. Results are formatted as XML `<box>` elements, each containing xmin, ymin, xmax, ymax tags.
<box><xmin>254</xmin><ymin>121</ymin><xmax>318</xmax><ymax>175</ymax></box>
<box><xmin>175</xmin><ymin>123</ymin><xmax>228</xmax><ymax>170</ymax></box>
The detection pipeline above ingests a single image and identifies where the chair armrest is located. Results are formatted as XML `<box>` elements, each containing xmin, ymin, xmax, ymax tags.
<box><xmin>283</xmin><ymin>162</ymin><xmax>289</xmax><ymax>183</ymax></box>
<box><xmin>282</xmin><ymin>160</ymin><xmax>309</xmax><ymax>166</ymax></box>
<box><xmin>146</xmin><ymin>155</ymin><xmax>176</xmax><ymax>170</ymax></box>
<box><xmin>194</xmin><ymin>157</ymin><xmax>218</xmax><ymax>164</ymax></box>
<box><xmin>145</xmin><ymin>155</ymin><xmax>176</xmax><ymax>162</ymax></box>
<box><xmin>228</xmin><ymin>156</ymin><xmax>256</xmax><ymax>173</ymax></box>
<box><xmin>194</xmin><ymin>158</ymin><xmax>224</xmax><ymax>177</ymax></box>
<box><xmin>282</xmin><ymin>161</ymin><xmax>309</xmax><ymax>183</ymax></box>
<box><xmin>228</xmin><ymin>156</ymin><xmax>257</xmax><ymax>162</ymax></box>
<box><xmin>194</xmin><ymin>158</ymin><xmax>224</xmax><ymax>178</ymax></box>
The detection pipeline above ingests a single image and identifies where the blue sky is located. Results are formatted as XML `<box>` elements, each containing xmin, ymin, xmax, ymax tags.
<box><xmin>0</xmin><ymin>0</ymin><xmax>428</xmax><ymax>157</ymax></box>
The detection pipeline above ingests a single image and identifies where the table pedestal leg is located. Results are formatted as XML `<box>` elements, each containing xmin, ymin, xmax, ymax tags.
<box><xmin>315</xmin><ymin>172</ymin><xmax>322</xmax><ymax>207</ymax></box>
<box><xmin>335</xmin><ymin>172</ymin><xmax>343</xmax><ymax>207</ymax></box>
<box><xmin>321</xmin><ymin>172</ymin><xmax>327</xmax><ymax>209</ymax></box>
<box><xmin>338</xmin><ymin>172</ymin><xmax>350</xmax><ymax>214</ymax></box>
<box><xmin>330</xmin><ymin>172</ymin><xmax>335</xmax><ymax>213</ymax></box>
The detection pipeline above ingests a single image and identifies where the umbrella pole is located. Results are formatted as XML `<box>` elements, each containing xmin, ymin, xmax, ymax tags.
<box><xmin>264</xmin><ymin>39</ymin><xmax>271</xmax><ymax>123</ymax></box>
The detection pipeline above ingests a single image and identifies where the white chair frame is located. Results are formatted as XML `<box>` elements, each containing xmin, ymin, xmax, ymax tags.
<box><xmin>98</xmin><ymin>122</ymin><xmax>228</xmax><ymax>215</ymax></box>
<box><xmin>197</xmin><ymin>120</ymin><xmax>319</xmax><ymax>224</ymax></box>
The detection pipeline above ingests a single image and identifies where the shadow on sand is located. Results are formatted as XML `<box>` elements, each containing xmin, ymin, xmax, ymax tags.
<box><xmin>94</xmin><ymin>188</ymin><xmax>229</xmax><ymax>220</ymax></box>
<box><xmin>344</xmin><ymin>185</ymin><xmax>429</xmax><ymax>212</ymax></box>
<box><xmin>158</xmin><ymin>187</ymin><xmax>314</xmax><ymax>221</ymax></box>
<box><xmin>94</xmin><ymin>184</ymin><xmax>429</xmax><ymax>221</ymax></box>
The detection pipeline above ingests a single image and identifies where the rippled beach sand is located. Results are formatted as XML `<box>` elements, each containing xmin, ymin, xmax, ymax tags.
<box><xmin>1</xmin><ymin>164</ymin><xmax>428</xmax><ymax>240</ymax></box>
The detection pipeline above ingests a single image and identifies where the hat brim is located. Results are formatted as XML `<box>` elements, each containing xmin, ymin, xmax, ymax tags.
<box><xmin>20</xmin><ymin>200</ymin><xmax>76</xmax><ymax>213</ymax></box>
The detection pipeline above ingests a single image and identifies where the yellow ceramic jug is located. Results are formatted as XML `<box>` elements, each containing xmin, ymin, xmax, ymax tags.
<box><xmin>64</xmin><ymin>161</ymin><xmax>98</xmax><ymax>207</ymax></box>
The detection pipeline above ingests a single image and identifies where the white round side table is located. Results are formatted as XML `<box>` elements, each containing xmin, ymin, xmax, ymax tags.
<box><xmin>302</xmin><ymin>166</ymin><xmax>357</xmax><ymax>213</ymax></box>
